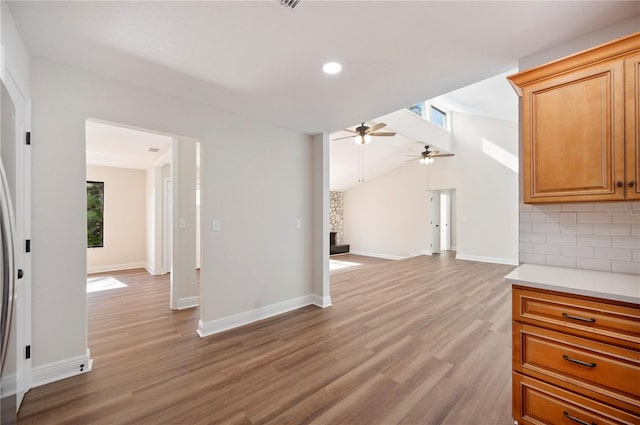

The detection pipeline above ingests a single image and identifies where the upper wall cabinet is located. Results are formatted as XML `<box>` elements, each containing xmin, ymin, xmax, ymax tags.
<box><xmin>509</xmin><ymin>33</ymin><xmax>640</xmax><ymax>203</ymax></box>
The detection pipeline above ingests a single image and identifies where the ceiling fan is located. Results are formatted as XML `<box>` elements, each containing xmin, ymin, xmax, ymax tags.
<box><xmin>406</xmin><ymin>145</ymin><xmax>454</xmax><ymax>164</ymax></box>
<box><xmin>332</xmin><ymin>122</ymin><xmax>396</xmax><ymax>145</ymax></box>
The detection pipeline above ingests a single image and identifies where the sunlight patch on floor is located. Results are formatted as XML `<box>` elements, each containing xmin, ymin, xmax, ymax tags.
<box><xmin>87</xmin><ymin>276</ymin><xmax>128</xmax><ymax>293</ymax></box>
<box><xmin>329</xmin><ymin>259</ymin><xmax>362</xmax><ymax>271</ymax></box>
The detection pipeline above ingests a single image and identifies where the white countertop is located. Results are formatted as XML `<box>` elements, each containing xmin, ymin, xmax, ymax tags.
<box><xmin>505</xmin><ymin>264</ymin><xmax>640</xmax><ymax>305</ymax></box>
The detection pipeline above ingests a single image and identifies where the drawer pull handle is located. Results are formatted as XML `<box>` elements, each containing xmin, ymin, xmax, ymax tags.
<box><xmin>563</xmin><ymin>354</ymin><xmax>597</xmax><ymax>368</ymax></box>
<box><xmin>563</xmin><ymin>411</ymin><xmax>597</xmax><ymax>425</ymax></box>
<box><xmin>562</xmin><ymin>312</ymin><xmax>596</xmax><ymax>323</ymax></box>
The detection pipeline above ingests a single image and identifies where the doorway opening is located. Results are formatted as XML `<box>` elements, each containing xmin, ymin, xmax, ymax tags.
<box><xmin>427</xmin><ymin>188</ymin><xmax>456</xmax><ymax>255</ymax></box>
<box><xmin>84</xmin><ymin>119</ymin><xmax>201</xmax><ymax>311</ymax></box>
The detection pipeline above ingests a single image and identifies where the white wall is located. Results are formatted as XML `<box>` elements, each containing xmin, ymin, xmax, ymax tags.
<box><xmin>86</xmin><ymin>165</ymin><xmax>146</xmax><ymax>273</ymax></box>
<box><xmin>344</xmin><ymin>112</ymin><xmax>519</xmax><ymax>265</ymax></box>
<box><xmin>145</xmin><ymin>165</ymin><xmax>163</xmax><ymax>274</ymax></box>
<box><xmin>30</xmin><ymin>58</ymin><xmax>321</xmax><ymax>371</ymax></box>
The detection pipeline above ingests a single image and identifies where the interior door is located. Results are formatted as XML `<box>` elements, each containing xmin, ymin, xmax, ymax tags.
<box><xmin>440</xmin><ymin>191</ymin><xmax>451</xmax><ymax>251</ymax></box>
<box><xmin>428</xmin><ymin>190</ymin><xmax>440</xmax><ymax>254</ymax></box>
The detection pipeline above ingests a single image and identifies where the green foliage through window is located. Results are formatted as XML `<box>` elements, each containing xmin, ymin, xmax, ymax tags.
<box><xmin>87</xmin><ymin>181</ymin><xmax>104</xmax><ymax>248</ymax></box>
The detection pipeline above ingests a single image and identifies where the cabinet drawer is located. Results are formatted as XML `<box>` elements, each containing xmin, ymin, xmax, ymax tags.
<box><xmin>514</xmin><ymin>323</ymin><xmax>640</xmax><ymax>412</ymax></box>
<box><xmin>513</xmin><ymin>287</ymin><xmax>640</xmax><ymax>348</ymax></box>
<box><xmin>513</xmin><ymin>373</ymin><xmax>639</xmax><ymax>425</ymax></box>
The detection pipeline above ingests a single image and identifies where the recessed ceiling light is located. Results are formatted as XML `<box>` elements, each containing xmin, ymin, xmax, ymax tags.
<box><xmin>322</xmin><ymin>62</ymin><xmax>342</xmax><ymax>75</ymax></box>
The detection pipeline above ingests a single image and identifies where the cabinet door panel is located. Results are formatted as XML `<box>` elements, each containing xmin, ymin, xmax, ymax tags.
<box><xmin>625</xmin><ymin>52</ymin><xmax>640</xmax><ymax>200</ymax></box>
<box><xmin>523</xmin><ymin>60</ymin><xmax>625</xmax><ymax>203</ymax></box>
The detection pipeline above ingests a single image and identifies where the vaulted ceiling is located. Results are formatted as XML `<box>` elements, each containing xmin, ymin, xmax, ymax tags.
<box><xmin>8</xmin><ymin>1</ymin><xmax>638</xmax><ymax>135</ymax></box>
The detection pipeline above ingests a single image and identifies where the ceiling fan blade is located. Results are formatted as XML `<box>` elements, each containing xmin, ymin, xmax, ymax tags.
<box><xmin>432</xmin><ymin>153</ymin><xmax>455</xmax><ymax>157</ymax></box>
<box><xmin>367</xmin><ymin>122</ymin><xmax>386</xmax><ymax>133</ymax></box>
<box><xmin>405</xmin><ymin>158</ymin><xmax>419</xmax><ymax>162</ymax></box>
<box><xmin>332</xmin><ymin>135</ymin><xmax>355</xmax><ymax>141</ymax></box>
<box><xmin>341</xmin><ymin>128</ymin><xmax>357</xmax><ymax>134</ymax></box>
<box><xmin>370</xmin><ymin>132</ymin><xmax>396</xmax><ymax>137</ymax></box>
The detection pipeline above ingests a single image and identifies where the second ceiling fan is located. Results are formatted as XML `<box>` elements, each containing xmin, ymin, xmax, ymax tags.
<box><xmin>407</xmin><ymin>145</ymin><xmax>454</xmax><ymax>164</ymax></box>
<box><xmin>333</xmin><ymin>122</ymin><xmax>396</xmax><ymax>145</ymax></box>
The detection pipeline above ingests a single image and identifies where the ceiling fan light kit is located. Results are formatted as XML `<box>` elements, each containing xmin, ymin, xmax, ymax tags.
<box><xmin>354</xmin><ymin>134</ymin><xmax>372</xmax><ymax>145</ymax></box>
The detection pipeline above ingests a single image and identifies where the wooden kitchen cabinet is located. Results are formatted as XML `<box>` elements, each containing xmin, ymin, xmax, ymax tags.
<box><xmin>626</xmin><ymin>51</ymin><xmax>640</xmax><ymax>200</ymax></box>
<box><xmin>509</xmin><ymin>33</ymin><xmax>640</xmax><ymax>203</ymax></box>
<box><xmin>512</xmin><ymin>286</ymin><xmax>640</xmax><ymax>424</ymax></box>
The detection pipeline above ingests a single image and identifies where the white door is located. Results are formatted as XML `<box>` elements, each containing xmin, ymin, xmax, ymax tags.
<box><xmin>1</xmin><ymin>74</ymin><xmax>31</xmax><ymax>409</ymax></box>
<box><xmin>428</xmin><ymin>190</ymin><xmax>440</xmax><ymax>254</ymax></box>
<box><xmin>440</xmin><ymin>191</ymin><xmax>451</xmax><ymax>251</ymax></box>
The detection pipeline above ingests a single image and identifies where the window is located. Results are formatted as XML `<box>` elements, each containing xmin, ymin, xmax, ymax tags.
<box><xmin>429</xmin><ymin>104</ymin><xmax>448</xmax><ymax>130</ymax></box>
<box><xmin>406</xmin><ymin>102</ymin><xmax>425</xmax><ymax>118</ymax></box>
<box><xmin>87</xmin><ymin>181</ymin><xmax>104</xmax><ymax>248</ymax></box>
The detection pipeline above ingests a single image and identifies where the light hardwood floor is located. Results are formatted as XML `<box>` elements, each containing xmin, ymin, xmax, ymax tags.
<box><xmin>18</xmin><ymin>254</ymin><xmax>516</xmax><ymax>424</ymax></box>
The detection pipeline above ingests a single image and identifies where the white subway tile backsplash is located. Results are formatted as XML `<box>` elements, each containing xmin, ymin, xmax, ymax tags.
<box><xmin>594</xmin><ymin>247</ymin><xmax>633</xmax><ymax>261</ymax></box>
<box><xmin>521</xmin><ymin>233</ymin><xmax>546</xmax><ymax>244</ymax></box>
<box><xmin>534</xmin><ymin>204</ymin><xmax>563</xmax><ymax>213</ymax></box>
<box><xmin>577</xmin><ymin>235</ymin><xmax>612</xmax><ymax>247</ymax></box>
<box><xmin>593</xmin><ymin>224</ymin><xmax>631</xmax><ymax>236</ymax></box>
<box><xmin>546</xmin><ymin>233</ymin><xmax>577</xmax><ymax>246</ymax></box>
<box><xmin>546</xmin><ymin>255</ymin><xmax>577</xmax><ymax>268</ymax></box>
<box><xmin>532</xmin><ymin>222</ymin><xmax>560</xmax><ymax>233</ymax></box>
<box><xmin>520</xmin><ymin>212</ymin><xmax>547</xmax><ymax>223</ymax></box>
<box><xmin>559</xmin><ymin>212</ymin><xmax>577</xmax><ymax>228</ymax></box>
<box><xmin>534</xmin><ymin>244</ymin><xmax>562</xmax><ymax>256</ymax></box>
<box><xmin>562</xmin><ymin>203</ymin><xmax>594</xmax><ymax>212</ymax></box>
<box><xmin>612</xmin><ymin>236</ymin><xmax>640</xmax><ymax>249</ymax></box>
<box><xmin>577</xmin><ymin>257</ymin><xmax>611</xmax><ymax>272</ymax></box>
<box><xmin>562</xmin><ymin>245</ymin><xmax>594</xmax><ymax>258</ymax></box>
<box><xmin>612</xmin><ymin>214</ymin><xmax>640</xmax><ymax>224</ymax></box>
<box><xmin>594</xmin><ymin>202</ymin><xmax>631</xmax><ymax>211</ymax></box>
<box><xmin>612</xmin><ymin>261</ymin><xmax>640</xmax><ymax>275</ymax></box>
<box><xmin>521</xmin><ymin>202</ymin><xmax>640</xmax><ymax>275</ymax></box>
<box><xmin>520</xmin><ymin>243</ymin><xmax>533</xmax><ymax>253</ymax></box>
<box><xmin>520</xmin><ymin>253</ymin><xmax>546</xmax><ymax>265</ymax></box>
<box><xmin>575</xmin><ymin>224</ymin><xmax>595</xmax><ymax>234</ymax></box>
<box><xmin>545</xmin><ymin>213</ymin><xmax>561</xmax><ymax>223</ymax></box>
<box><xmin>577</xmin><ymin>212</ymin><xmax>611</xmax><ymax>224</ymax></box>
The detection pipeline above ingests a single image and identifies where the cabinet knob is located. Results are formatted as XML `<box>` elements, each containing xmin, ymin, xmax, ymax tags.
<box><xmin>630</xmin><ymin>181</ymin><xmax>636</xmax><ymax>188</ymax></box>
<box><xmin>616</xmin><ymin>181</ymin><xmax>623</xmax><ymax>188</ymax></box>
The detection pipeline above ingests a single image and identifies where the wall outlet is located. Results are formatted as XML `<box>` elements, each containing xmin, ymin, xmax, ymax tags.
<box><xmin>296</xmin><ymin>219</ymin><xmax>302</xmax><ymax>229</ymax></box>
<box><xmin>211</xmin><ymin>219</ymin><xmax>221</xmax><ymax>232</ymax></box>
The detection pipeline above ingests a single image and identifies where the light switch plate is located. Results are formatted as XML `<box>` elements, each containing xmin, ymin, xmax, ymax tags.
<box><xmin>211</xmin><ymin>219</ymin><xmax>221</xmax><ymax>232</ymax></box>
<box><xmin>296</xmin><ymin>219</ymin><xmax>301</xmax><ymax>229</ymax></box>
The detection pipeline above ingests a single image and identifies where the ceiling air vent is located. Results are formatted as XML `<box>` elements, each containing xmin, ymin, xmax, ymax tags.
<box><xmin>148</xmin><ymin>147</ymin><xmax>161</xmax><ymax>153</ymax></box>
<box><xmin>279</xmin><ymin>0</ymin><xmax>301</xmax><ymax>9</ymax></box>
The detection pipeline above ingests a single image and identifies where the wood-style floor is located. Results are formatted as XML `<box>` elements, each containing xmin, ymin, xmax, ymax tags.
<box><xmin>18</xmin><ymin>253</ymin><xmax>516</xmax><ymax>424</ymax></box>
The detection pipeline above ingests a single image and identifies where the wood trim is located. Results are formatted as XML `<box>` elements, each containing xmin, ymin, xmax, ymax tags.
<box><xmin>508</xmin><ymin>32</ymin><xmax>640</xmax><ymax>92</ymax></box>
<box><xmin>625</xmin><ymin>51</ymin><xmax>640</xmax><ymax>199</ymax></box>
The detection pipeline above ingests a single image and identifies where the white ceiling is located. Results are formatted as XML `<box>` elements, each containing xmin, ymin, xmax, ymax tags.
<box><xmin>329</xmin><ymin>70</ymin><xmax>518</xmax><ymax>191</ymax></box>
<box><xmin>86</xmin><ymin>121</ymin><xmax>173</xmax><ymax>169</ymax></box>
<box><xmin>8</xmin><ymin>1</ymin><xmax>638</xmax><ymax>135</ymax></box>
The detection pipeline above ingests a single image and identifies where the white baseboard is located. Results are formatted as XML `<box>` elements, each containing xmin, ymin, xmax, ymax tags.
<box><xmin>197</xmin><ymin>295</ymin><xmax>319</xmax><ymax>338</ymax></box>
<box><xmin>87</xmin><ymin>262</ymin><xmax>146</xmax><ymax>274</ymax></box>
<box><xmin>349</xmin><ymin>250</ymin><xmax>405</xmax><ymax>260</ymax></box>
<box><xmin>176</xmin><ymin>296</ymin><xmax>199</xmax><ymax>310</ymax></box>
<box><xmin>32</xmin><ymin>348</ymin><xmax>93</xmax><ymax>388</ymax></box>
<box><xmin>311</xmin><ymin>294</ymin><xmax>332</xmax><ymax>308</ymax></box>
<box><xmin>145</xmin><ymin>264</ymin><xmax>167</xmax><ymax>276</ymax></box>
<box><xmin>455</xmin><ymin>253</ymin><xmax>519</xmax><ymax>266</ymax></box>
